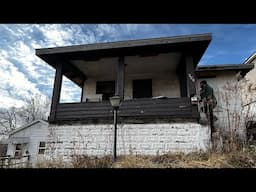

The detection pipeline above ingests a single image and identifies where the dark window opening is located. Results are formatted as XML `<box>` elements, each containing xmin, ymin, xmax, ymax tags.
<box><xmin>247</xmin><ymin>121</ymin><xmax>256</xmax><ymax>144</ymax></box>
<box><xmin>38</xmin><ymin>142</ymin><xmax>46</xmax><ymax>154</ymax></box>
<box><xmin>15</xmin><ymin>144</ymin><xmax>22</xmax><ymax>157</ymax></box>
<box><xmin>96</xmin><ymin>81</ymin><xmax>115</xmax><ymax>101</ymax></box>
<box><xmin>0</xmin><ymin>144</ymin><xmax>8</xmax><ymax>156</ymax></box>
<box><xmin>133</xmin><ymin>79</ymin><xmax>152</xmax><ymax>99</ymax></box>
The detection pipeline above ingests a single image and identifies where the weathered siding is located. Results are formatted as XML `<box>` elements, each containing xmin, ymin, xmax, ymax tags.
<box><xmin>45</xmin><ymin>122</ymin><xmax>210</xmax><ymax>162</ymax></box>
<box><xmin>7</xmin><ymin>122</ymin><xmax>49</xmax><ymax>166</ymax></box>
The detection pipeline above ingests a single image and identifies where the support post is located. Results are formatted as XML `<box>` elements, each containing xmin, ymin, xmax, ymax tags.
<box><xmin>116</xmin><ymin>56</ymin><xmax>125</xmax><ymax>100</ymax></box>
<box><xmin>185</xmin><ymin>54</ymin><xmax>196</xmax><ymax>97</ymax></box>
<box><xmin>49</xmin><ymin>63</ymin><xmax>63</xmax><ymax>122</ymax></box>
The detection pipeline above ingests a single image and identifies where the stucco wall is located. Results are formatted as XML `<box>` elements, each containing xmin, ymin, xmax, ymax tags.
<box><xmin>7</xmin><ymin>122</ymin><xmax>49</xmax><ymax>166</ymax></box>
<box><xmin>245</xmin><ymin>57</ymin><xmax>256</xmax><ymax>84</ymax></box>
<box><xmin>44</xmin><ymin>122</ymin><xmax>210</xmax><ymax>162</ymax></box>
<box><xmin>82</xmin><ymin>73</ymin><xmax>180</xmax><ymax>101</ymax></box>
<box><xmin>197</xmin><ymin>71</ymin><xmax>246</xmax><ymax>139</ymax></box>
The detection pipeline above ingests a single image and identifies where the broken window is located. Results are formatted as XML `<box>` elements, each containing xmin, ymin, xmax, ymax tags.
<box><xmin>96</xmin><ymin>81</ymin><xmax>115</xmax><ymax>101</ymax></box>
<box><xmin>133</xmin><ymin>79</ymin><xmax>152</xmax><ymax>99</ymax></box>
<box><xmin>14</xmin><ymin>144</ymin><xmax>22</xmax><ymax>158</ymax></box>
<box><xmin>0</xmin><ymin>144</ymin><xmax>8</xmax><ymax>156</ymax></box>
<box><xmin>38</xmin><ymin>142</ymin><xmax>46</xmax><ymax>154</ymax></box>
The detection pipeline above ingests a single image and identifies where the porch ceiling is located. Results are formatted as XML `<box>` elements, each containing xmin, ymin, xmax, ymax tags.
<box><xmin>71</xmin><ymin>52</ymin><xmax>181</xmax><ymax>79</ymax></box>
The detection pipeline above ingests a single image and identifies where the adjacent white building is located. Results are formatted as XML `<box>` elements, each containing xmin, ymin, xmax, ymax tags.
<box><xmin>7</xmin><ymin>120</ymin><xmax>49</xmax><ymax>166</ymax></box>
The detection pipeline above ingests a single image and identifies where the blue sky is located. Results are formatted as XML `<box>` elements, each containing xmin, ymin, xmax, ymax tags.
<box><xmin>0</xmin><ymin>24</ymin><xmax>255</xmax><ymax>108</ymax></box>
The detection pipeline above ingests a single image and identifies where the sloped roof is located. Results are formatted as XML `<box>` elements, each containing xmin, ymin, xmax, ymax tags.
<box><xmin>196</xmin><ymin>64</ymin><xmax>254</xmax><ymax>77</ymax></box>
<box><xmin>244</xmin><ymin>52</ymin><xmax>256</xmax><ymax>64</ymax></box>
<box><xmin>8</xmin><ymin>120</ymin><xmax>48</xmax><ymax>136</ymax></box>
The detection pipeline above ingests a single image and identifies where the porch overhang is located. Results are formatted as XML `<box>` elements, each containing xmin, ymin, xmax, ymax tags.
<box><xmin>36</xmin><ymin>33</ymin><xmax>212</xmax><ymax>87</ymax></box>
<box><xmin>9</xmin><ymin>137</ymin><xmax>30</xmax><ymax>144</ymax></box>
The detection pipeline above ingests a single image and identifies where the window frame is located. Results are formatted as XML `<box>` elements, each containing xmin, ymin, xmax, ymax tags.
<box><xmin>38</xmin><ymin>141</ymin><xmax>46</xmax><ymax>155</ymax></box>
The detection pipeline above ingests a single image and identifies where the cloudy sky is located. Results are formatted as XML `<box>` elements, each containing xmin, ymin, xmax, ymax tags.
<box><xmin>0</xmin><ymin>24</ymin><xmax>255</xmax><ymax>109</ymax></box>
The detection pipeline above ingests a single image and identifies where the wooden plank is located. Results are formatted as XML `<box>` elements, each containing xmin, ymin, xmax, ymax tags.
<box><xmin>56</xmin><ymin>114</ymin><xmax>112</xmax><ymax>119</ymax></box>
<box><xmin>57</xmin><ymin>107</ymin><xmax>191</xmax><ymax>117</ymax></box>
<box><xmin>57</xmin><ymin>103</ymin><xmax>191</xmax><ymax>113</ymax></box>
<box><xmin>49</xmin><ymin>62</ymin><xmax>63</xmax><ymax>122</ymax></box>
<box><xmin>116</xmin><ymin>56</ymin><xmax>125</xmax><ymax>99</ymax></box>
<box><xmin>57</xmin><ymin>98</ymin><xmax>190</xmax><ymax>109</ymax></box>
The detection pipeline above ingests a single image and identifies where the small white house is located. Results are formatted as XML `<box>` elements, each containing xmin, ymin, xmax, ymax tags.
<box><xmin>7</xmin><ymin>120</ymin><xmax>49</xmax><ymax>166</ymax></box>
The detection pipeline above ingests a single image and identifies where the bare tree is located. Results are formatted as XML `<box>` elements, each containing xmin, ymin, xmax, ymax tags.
<box><xmin>0</xmin><ymin>107</ymin><xmax>18</xmax><ymax>134</ymax></box>
<box><xmin>18</xmin><ymin>94</ymin><xmax>51</xmax><ymax>125</ymax></box>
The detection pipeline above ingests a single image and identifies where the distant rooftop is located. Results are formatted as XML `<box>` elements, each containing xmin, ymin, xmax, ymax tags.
<box><xmin>244</xmin><ymin>52</ymin><xmax>256</xmax><ymax>64</ymax></box>
<box><xmin>196</xmin><ymin>64</ymin><xmax>254</xmax><ymax>77</ymax></box>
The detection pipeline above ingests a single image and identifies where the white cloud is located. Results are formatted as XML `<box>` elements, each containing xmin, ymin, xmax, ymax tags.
<box><xmin>0</xmin><ymin>94</ymin><xmax>26</xmax><ymax>108</ymax></box>
<box><xmin>60</xmin><ymin>77</ymin><xmax>81</xmax><ymax>103</ymax></box>
<box><xmin>37</xmin><ymin>24</ymin><xmax>75</xmax><ymax>47</ymax></box>
<box><xmin>0</xmin><ymin>59</ymin><xmax>40</xmax><ymax>93</ymax></box>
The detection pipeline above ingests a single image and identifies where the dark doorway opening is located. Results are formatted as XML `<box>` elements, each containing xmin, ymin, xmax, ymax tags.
<box><xmin>133</xmin><ymin>79</ymin><xmax>152</xmax><ymax>99</ymax></box>
<box><xmin>96</xmin><ymin>81</ymin><xmax>115</xmax><ymax>101</ymax></box>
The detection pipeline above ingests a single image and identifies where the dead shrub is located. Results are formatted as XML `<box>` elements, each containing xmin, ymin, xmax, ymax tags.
<box><xmin>227</xmin><ymin>152</ymin><xmax>255</xmax><ymax>168</ymax></box>
<box><xmin>71</xmin><ymin>155</ymin><xmax>114</xmax><ymax>168</ymax></box>
<box><xmin>114</xmin><ymin>155</ymin><xmax>159</xmax><ymax>168</ymax></box>
<box><xmin>36</xmin><ymin>158</ymin><xmax>69</xmax><ymax>168</ymax></box>
<box><xmin>185</xmin><ymin>151</ymin><xmax>210</xmax><ymax>161</ymax></box>
<box><xmin>151</xmin><ymin>153</ymin><xmax>182</xmax><ymax>167</ymax></box>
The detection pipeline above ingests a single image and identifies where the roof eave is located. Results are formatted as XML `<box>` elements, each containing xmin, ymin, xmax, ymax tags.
<box><xmin>36</xmin><ymin>33</ymin><xmax>212</xmax><ymax>56</ymax></box>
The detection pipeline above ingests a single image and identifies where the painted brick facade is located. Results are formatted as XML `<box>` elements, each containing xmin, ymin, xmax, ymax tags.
<box><xmin>45</xmin><ymin>122</ymin><xmax>210</xmax><ymax>162</ymax></box>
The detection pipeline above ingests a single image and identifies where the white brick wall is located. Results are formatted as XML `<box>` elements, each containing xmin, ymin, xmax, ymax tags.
<box><xmin>45</xmin><ymin>122</ymin><xmax>210</xmax><ymax>161</ymax></box>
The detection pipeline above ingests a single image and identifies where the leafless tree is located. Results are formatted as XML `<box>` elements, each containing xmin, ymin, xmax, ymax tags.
<box><xmin>0</xmin><ymin>107</ymin><xmax>18</xmax><ymax>134</ymax></box>
<box><xmin>18</xmin><ymin>94</ymin><xmax>51</xmax><ymax>125</ymax></box>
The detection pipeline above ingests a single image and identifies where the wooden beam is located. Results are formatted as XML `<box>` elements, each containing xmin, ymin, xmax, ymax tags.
<box><xmin>176</xmin><ymin>56</ymin><xmax>187</xmax><ymax>97</ymax></box>
<box><xmin>49</xmin><ymin>62</ymin><xmax>63</xmax><ymax>122</ymax></box>
<box><xmin>60</xmin><ymin>60</ymin><xmax>87</xmax><ymax>88</ymax></box>
<box><xmin>116</xmin><ymin>56</ymin><xmax>125</xmax><ymax>99</ymax></box>
<box><xmin>185</xmin><ymin>54</ymin><xmax>196</xmax><ymax>97</ymax></box>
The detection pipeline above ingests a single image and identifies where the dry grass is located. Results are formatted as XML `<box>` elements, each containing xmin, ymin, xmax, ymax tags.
<box><xmin>71</xmin><ymin>155</ymin><xmax>114</xmax><ymax>168</ymax></box>
<box><xmin>35</xmin><ymin>146</ymin><xmax>256</xmax><ymax>168</ymax></box>
<box><xmin>36</xmin><ymin>158</ymin><xmax>71</xmax><ymax>168</ymax></box>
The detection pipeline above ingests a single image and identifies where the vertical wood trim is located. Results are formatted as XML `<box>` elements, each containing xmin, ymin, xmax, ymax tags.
<box><xmin>49</xmin><ymin>63</ymin><xmax>63</xmax><ymax>122</ymax></box>
<box><xmin>185</xmin><ymin>54</ymin><xmax>196</xmax><ymax>97</ymax></box>
<box><xmin>177</xmin><ymin>57</ymin><xmax>187</xmax><ymax>97</ymax></box>
<box><xmin>116</xmin><ymin>56</ymin><xmax>125</xmax><ymax>99</ymax></box>
<box><xmin>185</xmin><ymin>54</ymin><xmax>199</xmax><ymax>117</ymax></box>
<box><xmin>80</xmin><ymin>81</ymin><xmax>85</xmax><ymax>102</ymax></box>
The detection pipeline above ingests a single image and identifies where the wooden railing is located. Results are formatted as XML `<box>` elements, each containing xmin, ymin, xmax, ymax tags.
<box><xmin>0</xmin><ymin>155</ymin><xmax>31</xmax><ymax>168</ymax></box>
<box><xmin>51</xmin><ymin>97</ymin><xmax>199</xmax><ymax>123</ymax></box>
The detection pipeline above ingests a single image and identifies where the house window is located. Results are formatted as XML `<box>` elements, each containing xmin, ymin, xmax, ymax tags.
<box><xmin>14</xmin><ymin>144</ymin><xmax>22</xmax><ymax>157</ymax></box>
<box><xmin>133</xmin><ymin>79</ymin><xmax>152</xmax><ymax>98</ymax></box>
<box><xmin>96</xmin><ymin>81</ymin><xmax>115</xmax><ymax>101</ymax></box>
<box><xmin>38</xmin><ymin>142</ymin><xmax>46</xmax><ymax>154</ymax></box>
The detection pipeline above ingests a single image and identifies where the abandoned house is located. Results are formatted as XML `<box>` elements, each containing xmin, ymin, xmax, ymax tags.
<box><xmin>34</xmin><ymin>33</ymin><xmax>254</xmax><ymax>162</ymax></box>
<box><xmin>6</xmin><ymin>120</ymin><xmax>49</xmax><ymax>166</ymax></box>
